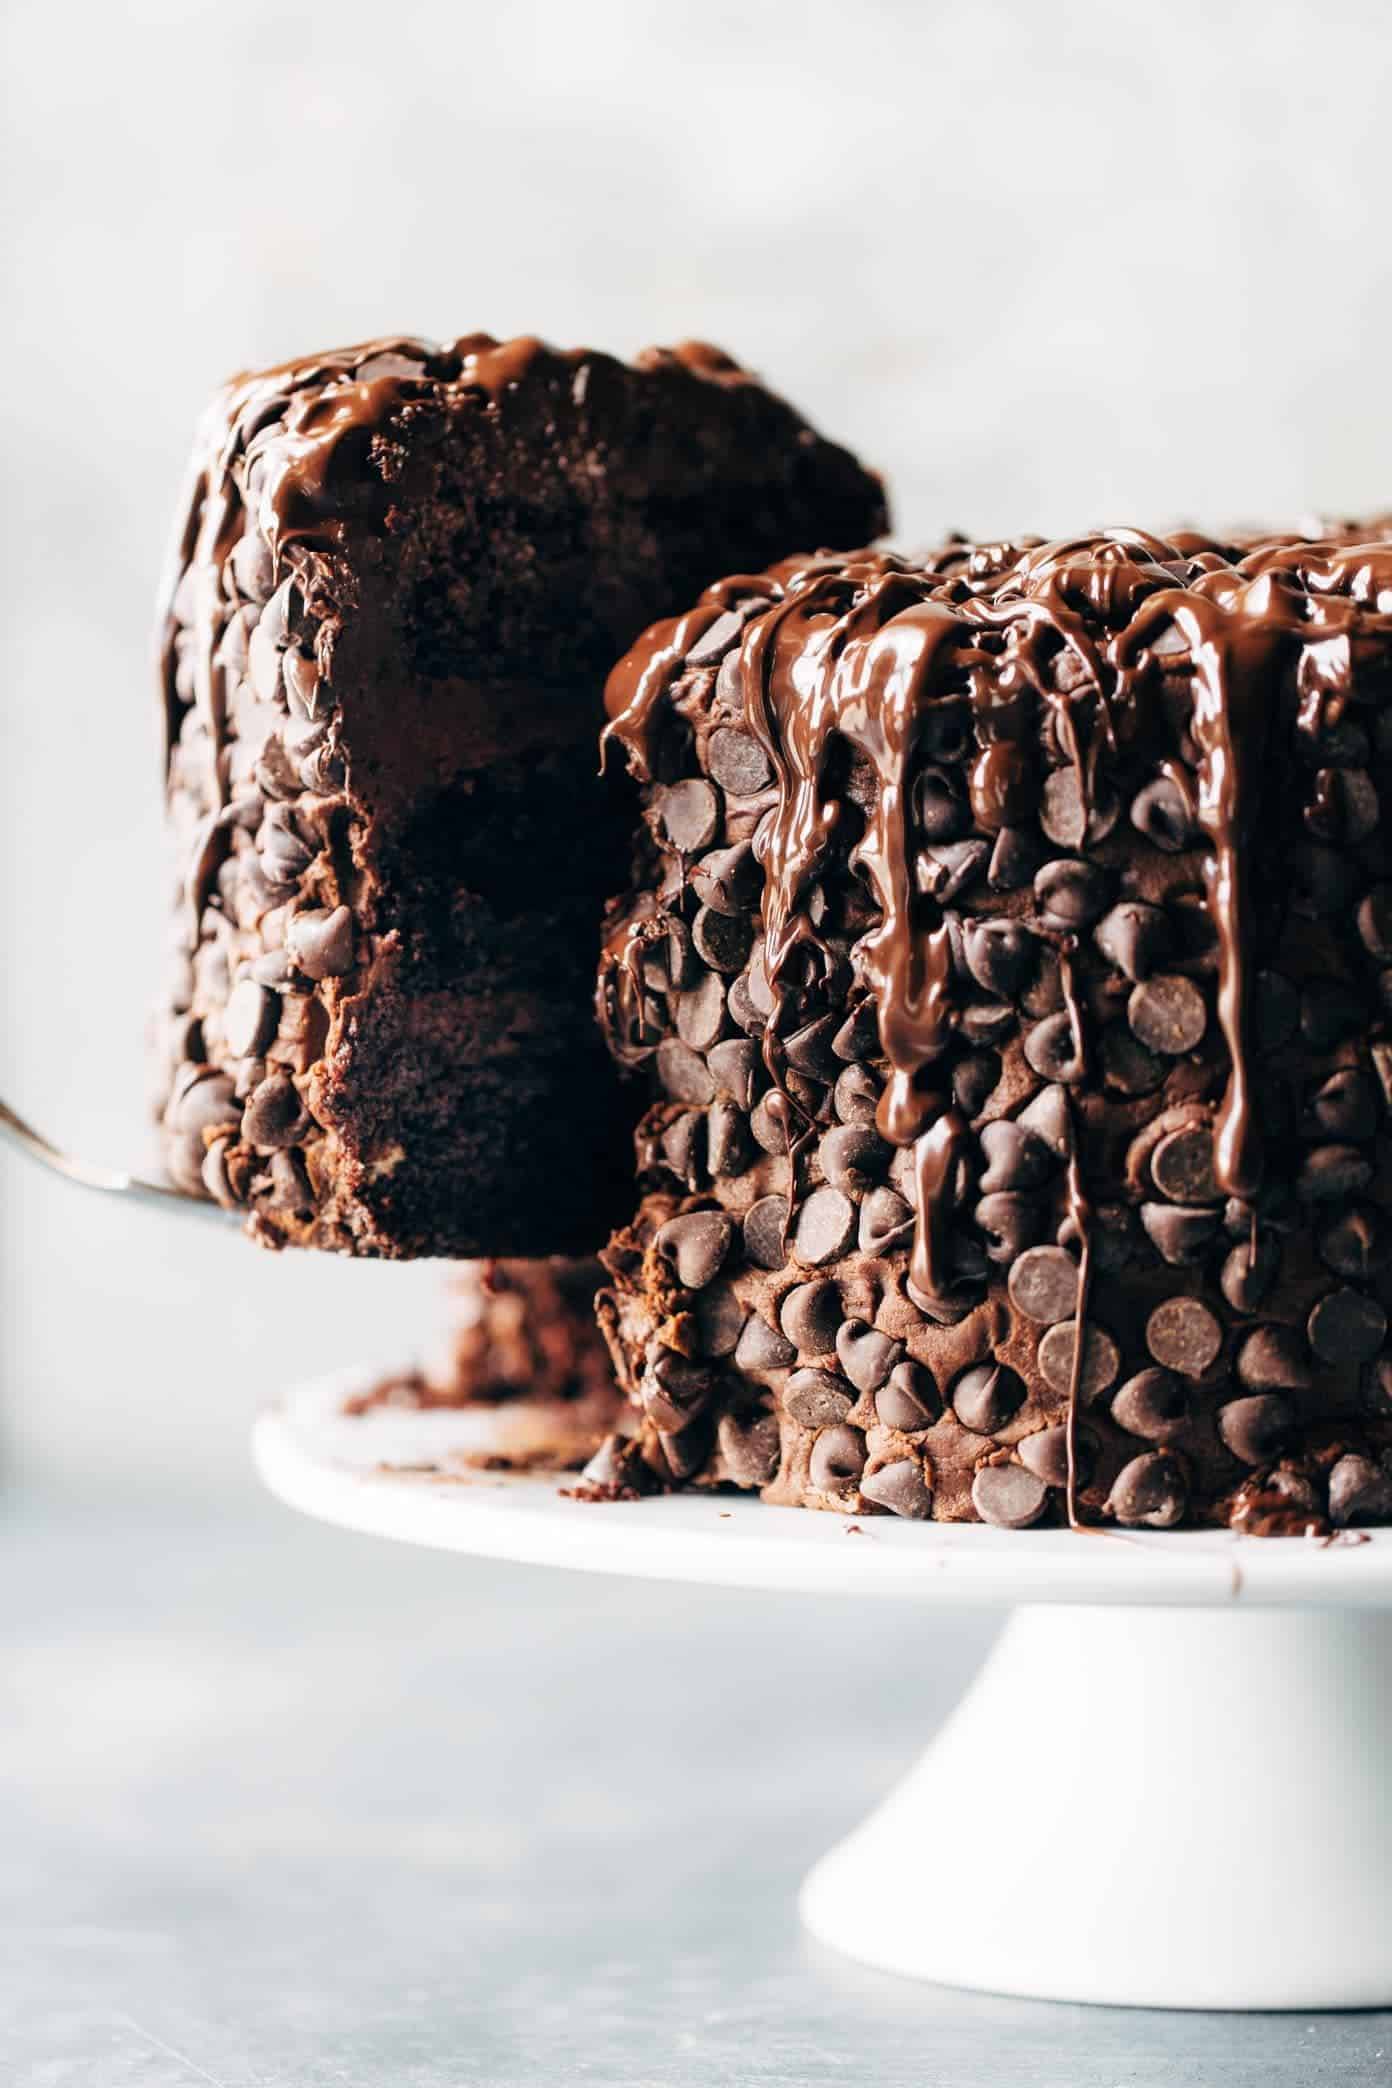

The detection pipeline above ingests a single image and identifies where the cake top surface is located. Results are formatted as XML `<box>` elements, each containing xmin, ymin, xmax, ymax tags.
<box><xmin>602</xmin><ymin>523</ymin><xmax>1392</xmax><ymax>1504</ymax></box>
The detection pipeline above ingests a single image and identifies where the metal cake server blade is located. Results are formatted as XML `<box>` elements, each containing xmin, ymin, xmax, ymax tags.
<box><xmin>0</xmin><ymin>1096</ymin><xmax>238</xmax><ymax>1223</ymax></box>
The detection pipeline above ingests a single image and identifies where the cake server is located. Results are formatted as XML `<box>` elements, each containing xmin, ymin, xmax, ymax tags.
<box><xmin>0</xmin><ymin>1096</ymin><xmax>236</xmax><ymax>1222</ymax></box>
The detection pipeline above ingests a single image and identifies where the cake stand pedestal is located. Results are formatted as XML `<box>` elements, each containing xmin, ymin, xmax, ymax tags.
<box><xmin>255</xmin><ymin>1372</ymin><xmax>1392</xmax><ymax>2011</ymax></box>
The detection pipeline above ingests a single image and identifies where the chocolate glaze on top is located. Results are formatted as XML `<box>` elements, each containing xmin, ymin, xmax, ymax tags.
<box><xmin>604</xmin><ymin>527</ymin><xmax>1392</xmax><ymax>1523</ymax></box>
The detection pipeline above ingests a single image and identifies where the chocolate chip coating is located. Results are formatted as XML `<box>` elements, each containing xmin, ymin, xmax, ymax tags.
<box><xmin>1150</xmin><ymin>1124</ymin><xmax>1220</xmax><ymax>1204</ymax></box>
<box><xmin>780</xmin><ymin>1280</ymin><xmax>843</xmax><ymax>1356</ymax></box>
<box><xmin>1007</xmin><ymin>1246</ymin><xmax>1079</xmax><ymax>1325</ymax></box>
<box><xmin>1318</xmin><ymin>1204</ymin><xmax>1392</xmax><ymax>1281</ymax></box>
<box><xmin>707</xmin><ymin>728</ymin><xmax>771</xmax><ymax>797</ymax></box>
<box><xmin>808</xmin><ymin>1423</ymin><xmax>867</xmax><ymax>1494</ymax></box>
<box><xmin>1094</xmin><ymin>900</ymin><xmax>1168</xmax><ymax>982</ymax></box>
<box><xmin>835</xmin><ymin>1320</ymin><xmax>904</xmax><ymax>1395</ymax></box>
<box><xmin>951</xmin><ymin>1362</ymin><xmax>1025</xmax><ymax>1435</ymax></box>
<box><xmin>656</xmin><ymin>1210</ymin><xmax>735</xmax><ymax>1289</ymax></box>
<box><xmin>1037</xmin><ymin>1320</ymin><xmax>1120</xmax><ymax>1401</ymax></box>
<box><xmin>819</xmin><ymin>1124</ymin><xmax>888</xmax><ymax>1193</ymax></box>
<box><xmin>1112</xmin><ymin>1368</ymin><xmax>1189</xmax><ymax>1442</ymax></box>
<box><xmin>734</xmin><ymin>1312</ymin><xmax>796</xmax><ymax>1372</ymax></box>
<box><xmin>861</xmin><ymin>1458</ymin><xmax>933</xmax><ymax>1518</ymax></box>
<box><xmin>972</xmin><ymin>1463</ymin><xmax>1049</xmax><ymax>1528</ymax></box>
<box><xmin>1034</xmin><ymin>857</ymin><xmax>1113</xmax><ymax>928</ymax></box>
<box><xmin>1141</xmin><ymin>1301</ymin><xmax>1219</xmax><ymax>1382</ymax></box>
<box><xmin>718</xmin><ymin>1411</ymin><xmax>781</xmax><ymax>1487</ymax></box>
<box><xmin>875</xmin><ymin>1361</ymin><xmax>939</xmax><ymax>1431</ymax></box>
<box><xmin>1130</xmin><ymin>774</ymin><xmax>1197</xmax><ymax>851</ymax></box>
<box><xmin>1218</xmin><ymin>1392</ymin><xmax>1294</xmax><ymax>1466</ymax></box>
<box><xmin>661</xmin><ymin>778</ymin><xmax>721</xmax><ymax>852</ymax></box>
<box><xmin>1128</xmin><ymin>973</ymin><xmax>1207</xmax><ymax>1055</ymax></box>
<box><xmin>793</xmin><ymin>1186</ymin><xmax>857</xmax><ymax>1266</ymax></box>
<box><xmin>1307</xmin><ymin>1288</ymin><xmax>1388</xmax><ymax>1365</ymax></box>
<box><xmin>1235</xmin><ymin>1325</ymin><xmax>1312</xmax><ymax>1393</ymax></box>
<box><xmin>1328</xmin><ymin>1453</ymin><xmax>1392</xmax><ymax>1525</ymax></box>
<box><xmin>1220</xmin><ymin>1233</ymin><xmax>1281</xmax><ymax>1312</ymax></box>
<box><xmin>1108</xmin><ymin>1451</ymin><xmax>1188</xmax><ymax>1528</ymax></box>
<box><xmin>785</xmin><ymin>1369</ymin><xmax>853</xmax><ymax>1427</ymax></box>
<box><xmin>743</xmin><ymin>1197</ymin><xmax>790</xmax><ymax>1270</ymax></box>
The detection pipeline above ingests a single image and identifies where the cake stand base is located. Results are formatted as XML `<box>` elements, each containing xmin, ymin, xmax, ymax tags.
<box><xmin>801</xmin><ymin>1603</ymin><xmax>1392</xmax><ymax>2008</ymax></box>
<box><xmin>255</xmin><ymin>1371</ymin><xmax>1392</xmax><ymax>2010</ymax></box>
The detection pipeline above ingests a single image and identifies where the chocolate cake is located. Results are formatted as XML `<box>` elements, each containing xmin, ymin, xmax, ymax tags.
<box><xmin>156</xmin><ymin>334</ymin><xmax>886</xmax><ymax>1255</ymax></box>
<box><xmin>593</xmin><ymin>527</ymin><xmax>1392</xmax><ymax>1530</ymax></box>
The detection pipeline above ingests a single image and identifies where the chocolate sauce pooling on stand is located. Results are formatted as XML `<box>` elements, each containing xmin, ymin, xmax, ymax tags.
<box><xmin>600</xmin><ymin>527</ymin><xmax>1392</xmax><ymax>1530</ymax></box>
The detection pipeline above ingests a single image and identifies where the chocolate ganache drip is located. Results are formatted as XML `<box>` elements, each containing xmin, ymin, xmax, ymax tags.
<box><xmin>605</xmin><ymin>527</ymin><xmax>1392</xmax><ymax>1523</ymax></box>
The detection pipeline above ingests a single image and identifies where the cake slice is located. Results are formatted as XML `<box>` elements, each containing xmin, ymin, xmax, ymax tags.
<box><xmin>156</xmin><ymin>335</ymin><xmax>886</xmax><ymax>1255</ymax></box>
<box><xmin>594</xmin><ymin>528</ymin><xmax>1392</xmax><ymax>1530</ymax></box>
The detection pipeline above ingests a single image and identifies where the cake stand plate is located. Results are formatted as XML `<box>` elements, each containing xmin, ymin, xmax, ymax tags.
<box><xmin>256</xmin><ymin>1370</ymin><xmax>1392</xmax><ymax>2011</ymax></box>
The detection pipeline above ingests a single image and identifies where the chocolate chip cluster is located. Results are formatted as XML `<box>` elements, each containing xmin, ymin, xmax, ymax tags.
<box><xmin>593</xmin><ymin>533</ymin><xmax>1392</xmax><ymax>1528</ymax></box>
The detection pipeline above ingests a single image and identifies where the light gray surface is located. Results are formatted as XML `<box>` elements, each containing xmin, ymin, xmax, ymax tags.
<box><xmin>3</xmin><ymin>1485</ymin><xmax>1390</xmax><ymax>2085</ymax></box>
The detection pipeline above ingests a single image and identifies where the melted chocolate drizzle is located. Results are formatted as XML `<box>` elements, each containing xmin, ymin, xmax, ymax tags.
<box><xmin>607</xmin><ymin>527</ymin><xmax>1392</xmax><ymax>1514</ymax></box>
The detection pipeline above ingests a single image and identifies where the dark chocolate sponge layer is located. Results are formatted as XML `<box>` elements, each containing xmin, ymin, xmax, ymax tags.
<box><xmin>593</xmin><ymin>528</ymin><xmax>1392</xmax><ymax>1529</ymax></box>
<box><xmin>156</xmin><ymin>334</ymin><xmax>886</xmax><ymax>1256</ymax></box>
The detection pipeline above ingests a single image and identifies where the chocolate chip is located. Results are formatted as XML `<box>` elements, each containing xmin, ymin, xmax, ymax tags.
<box><xmin>1235</xmin><ymin>1325</ymin><xmax>1312</xmax><ymax>1393</ymax></box>
<box><xmin>1034</xmin><ymin>857</ymin><xmax>1113</xmax><ymax>928</ymax></box>
<box><xmin>1108</xmin><ymin>1451</ymin><xmax>1187</xmax><ymax>1528</ymax></box>
<box><xmin>1038</xmin><ymin>768</ymin><xmax>1117</xmax><ymax>849</ymax></box>
<box><xmin>953</xmin><ymin>1051</ymin><xmax>1000</xmax><ymax>1118</ymax></box>
<box><xmin>257</xmin><ymin>804</ymin><xmax>313</xmax><ymax>890</ymax></box>
<box><xmin>832</xmin><ymin>1320</ymin><xmax>902</xmax><ymax>1395</ymax></box>
<box><xmin>1112</xmin><ymin>1368</ymin><xmax>1189</xmax><ymax>1442</ymax></box>
<box><xmin>241</xmin><ymin>1070</ymin><xmax>307</xmax><ymax>1151</ymax></box>
<box><xmin>707</xmin><ymin>1101</ymin><xmax>754</xmax><ymax>1179</ymax></box>
<box><xmin>660</xmin><ymin>1111</ymin><xmax>706</xmax><ymax>1188</ymax></box>
<box><xmin>1017</xmin><ymin>1083</ymin><xmax>1072</xmax><ymax>1157</ymax></box>
<box><xmin>718</xmin><ymin>1411</ymin><xmax>781</xmax><ymax>1486</ymax></box>
<box><xmin>963</xmin><ymin>919</ymin><xmax>1038</xmax><ymax>1000</ymax></box>
<box><xmin>1018</xmin><ymin>1424</ymin><xmax>1094</xmax><ymax>1487</ymax></box>
<box><xmin>1218</xmin><ymin>1393</ymin><xmax>1294</xmax><ymax>1466</ymax></box>
<box><xmin>959</xmin><ymin>1001</ymin><xmax>1016</xmax><ymax>1048</ymax></box>
<box><xmin>579</xmin><ymin>1435</ymin><xmax>649</xmax><ymax>1497</ymax></box>
<box><xmin>1024</xmin><ymin>1012</ymin><xmax>1086</xmax><ymax>1084</ymax></box>
<box><xmin>861</xmin><ymin>1458</ymin><xmax>934</xmax><ymax>1519</ymax></box>
<box><xmin>832</xmin><ymin>1002</ymin><xmax>880</xmax><ymax>1061</ymax></box>
<box><xmin>1253</xmin><ymin>969</ymin><xmax>1299</xmax><ymax>1052</ymax></box>
<box><xmin>641</xmin><ymin>1349</ymin><xmax>715</xmax><ymax>1431</ymax></box>
<box><xmin>920</xmin><ymin>838</ymin><xmax>993</xmax><ymax>904</ymax></box>
<box><xmin>750</xmin><ymin>1091</ymin><xmax>792</xmax><ymax>1155</ymax></box>
<box><xmin>875</xmin><ymin>1360</ymin><xmax>938</xmax><ymax>1430</ymax></box>
<box><xmin>834</xmin><ymin>1063</ymin><xmax>882</xmax><ymax>1126</ymax></box>
<box><xmin>951</xmin><ymin>1361</ymin><xmax>1025</xmax><ymax>1434</ymax></box>
<box><xmin>1093</xmin><ymin>901</ymin><xmax>1168</xmax><ymax>984</ymax></box>
<box><xmin>1296</xmin><ymin>1144</ymin><xmax>1374</xmax><ymax>1202</ymax></box>
<box><xmin>661</xmin><ymin>778</ymin><xmax>721</xmax><ymax>853</ymax></box>
<box><xmin>779</xmin><ymin>1280</ymin><xmax>842</xmax><ymax>1356</ymax></box>
<box><xmin>974</xmin><ymin>1192</ymin><xmax>1046</xmax><ymax>1264</ymax></box>
<box><xmin>1007</xmin><ymin>1245</ymin><xmax>1079</xmax><ymax>1325</ymax></box>
<box><xmin>1299</xmin><ymin>977</ymin><xmax>1364</xmax><ymax>1051</ymax></box>
<box><xmin>1020</xmin><ymin>948</ymin><xmax>1064</xmax><ymax>1017</ymax></box>
<box><xmin>743</xmin><ymin>1196</ymin><xmax>790</xmax><ymax>1270</ymax></box>
<box><xmin>656</xmin><ymin>1210</ymin><xmax>735</xmax><ymax>1289</ymax></box>
<box><xmin>1150</xmin><ymin>1124</ymin><xmax>1220</xmax><ymax>1204</ymax></box>
<box><xmin>286</xmin><ymin>905</ymin><xmax>353</xmax><ymax>982</ymax></box>
<box><xmin>692</xmin><ymin>1282</ymin><xmax>745</xmax><ymax>1358</ymax></box>
<box><xmin>707</xmin><ymin>728</ymin><xmax>771</xmax><ymax>797</ymax></box>
<box><xmin>784</xmin><ymin>1015</ymin><xmax>840</xmax><ymax>1081</ymax></box>
<box><xmin>1305</xmin><ymin>1067</ymin><xmax>1379</xmax><ymax>1143</ymax></box>
<box><xmin>1221</xmin><ymin>1233</ymin><xmax>1281</xmax><ymax>1311</ymax></box>
<box><xmin>706</xmin><ymin>1038</ymin><xmax>761</xmax><ymax>1110</ymax></box>
<box><xmin>858</xmin><ymin>1187</ymin><xmax>915</xmax><ymax>1255</ymax></box>
<box><xmin>1308</xmin><ymin>1287</ymin><xmax>1388</xmax><ymax>1366</ymax></box>
<box><xmin>229</xmin><ymin>528</ymin><xmax>276</xmax><ymax>604</ymax></box>
<box><xmin>808</xmin><ymin>1423</ymin><xmax>867</xmax><ymax>1495</ymax></box>
<box><xmin>1318</xmin><ymin>1203</ymin><xmax>1392</xmax><ymax>1281</ymax></box>
<box><xmin>1145</xmin><ymin>1296</ymin><xmax>1222</xmax><ymax>1377</ymax></box>
<box><xmin>782</xmin><ymin>1366</ymin><xmax>850</xmax><ymax>1430</ymax></box>
<box><xmin>1306</xmin><ymin>765</ymin><xmax>1379</xmax><ymax>844</ymax></box>
<box><xmin>224</xmin><ymin>978</ymin><xmax>279</xmax><ymax>1059</ymax></box>
<box><xmin>1140</xmin><ymin>1202</ymin><xmax>1222</xmax><ymax>1265</ymax></box>
<box><xmin>1128</xmin><ymin>974</ymin><xmax>1206</xmax><ymax>1055</ymax></box>
<box><xmin>1037</xmin><ymin>1319</ymin><xmax>1120</xmax><ymax>1400</ymax></box>
<box><xmin>793</xmin><ymin>1186</ymin><xmax>857</xmax><ymax>1266</ymax></box>
<box><xmin>691</xmin><ymin>841</ymin><xmax>759</xmax><ymax>915</ymax></box>
<box><xmin>200</xmin><ymin>1136</ymin><xmax>239</xmax><ymax>1208</ymax></box>
<box><xmin>1357</xmin><ymin>883</ymin><xmax>1392</xmax><ymax>962</ymax></box>
<box><xmin>974</xmin><ymin>1119</ymin><xmax>1051</xmax><ymax>1194</ymax></box>
<box><xmin>818</xmin><ymin>1124</ymin><xmax>887</xmax><ymax>1194</ymax></box>
<box><xmin>1291</xmin><ymin>843</ymin><xmax>1360</xmax><ymax>918</ymax></box>
<box><xmin>691</xmin><ymin>905</ymin><xmax>751</xmax><ymax>975</ymax></box>
<box><xmin>1328</xmin><ymin>1452</ymin><xmax>1392</xmax><ymax>1526</ymax></box>
<box><xmin>915</xmin><ymin>766</ymin><xmax>969</xmax><ymax>841</ymax></box>
<box><xmin>1130</xmin><ymin>774</ymin><xmax>1197</xmax><ymax>852</ymax></box>
<box><xmin>982</xmin><ymin>825</ymin><xmax>1040</xmax><ymax>895</ymax></box>
<box><xmin>734</xmin><ymin>1311</ymin><xmax>796</xmax><ymax>1370</ymax></box>
<box><xmin>656</xmin><ymin>1040</ymin><xmax>715</xmax><ymax>1105</ymax></box>
<box><xmin>675</xmin><ymin>972</ymin><xmax>727</xmax><ymax>1050</ymax></box>
<box><xmin>972</xmin><ymin>1463</ymin><xmax>1048</xmax><ymax>1528</ymax></box>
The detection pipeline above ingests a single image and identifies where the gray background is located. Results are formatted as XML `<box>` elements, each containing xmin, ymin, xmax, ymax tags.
<box><xmin>3</xmin><ymin>3</ymin><xmax>1392</xmax><ymax>2079</ymax></box>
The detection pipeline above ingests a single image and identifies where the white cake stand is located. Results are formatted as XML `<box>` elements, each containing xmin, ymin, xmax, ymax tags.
<box><xmin>255</xmin><ymin>1370</ymin><xmax>1392</xmax><ymax>2011</ymax></box>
